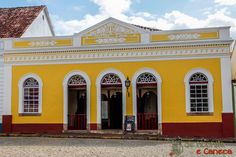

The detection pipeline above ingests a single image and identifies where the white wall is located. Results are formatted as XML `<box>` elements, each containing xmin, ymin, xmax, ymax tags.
<box><xmin>21</xmin><ymin>9</ymin><xmax>54</xmax><ymax>37</ymax></box>
<box><xmin>0</xmin><ymin>57</ymin><xmax>3</xmax><ymax>123</ymax></box>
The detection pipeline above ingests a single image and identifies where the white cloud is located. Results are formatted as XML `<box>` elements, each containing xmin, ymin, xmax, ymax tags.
<box><xmin>91</xmin><ymin>0</ymin><xmax>131</xmax><ymax>18</ymax></box>
<box><xmin>52</xmin><ymin>14</ymin><xmax>108</xmax><ymax>35</ymax></box>
<box><xmin>214</xmin><ymin>0</ymin><xmax>236</xmax><ymax>5</ymax></box>
<box><xmin>52</xmin><ymin>0</ymin><xmax>236</xmax><ymax>39</ymax></box>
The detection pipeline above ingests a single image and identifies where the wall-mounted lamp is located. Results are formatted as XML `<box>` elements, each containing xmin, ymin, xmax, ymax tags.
<box><xmin>125</xmin><ymin>77</ymin><xmax>131</xmax><ymax>96</ymax></box>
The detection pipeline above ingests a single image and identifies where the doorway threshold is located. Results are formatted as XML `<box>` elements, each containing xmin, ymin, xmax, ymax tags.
<box><xmin>90</xmin><ymin>130</ymin><xmax>123</xmax><ymax>134</ymax></box>
<box><xmin>64</xmin><ymin>130</ymin><xmax>89</xmax><ymax>134</ymax></box>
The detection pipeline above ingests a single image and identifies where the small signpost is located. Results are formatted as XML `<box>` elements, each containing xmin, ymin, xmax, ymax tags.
<box><xmin>125</xmin><ymin>115</ymin><xmax>135</xmax><ymax>132</ymax></box>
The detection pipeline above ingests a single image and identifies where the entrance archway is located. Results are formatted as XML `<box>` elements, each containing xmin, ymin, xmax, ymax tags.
<box><xmin>63</xmin><ymin>71</ymin><xmax>90</xmax><ymax>131</ymax></box>
<box><xmin>101</xmin><ymin>73</ymin><xmax>123</xmax><ymax>129</ymax></box>
<box><xmin>136</xmin><ymin>72</ymin><xmax>158</xmax><ymax>130</ymax></box>
<box><xmin>67</xmin><ymin>75</ymin><xmax>87</xmax><ymax>130</ymax></box>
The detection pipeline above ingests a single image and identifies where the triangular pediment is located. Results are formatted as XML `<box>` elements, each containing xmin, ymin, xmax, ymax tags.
<box><xmin>77</xmin><ymin>17</ymin><xmax>145</xmax><ymax>46</ymax></box>
<box><xmin>85</xmin><ymin>22</ymin><xmax>139</xmax><ymax>36</ymax></box>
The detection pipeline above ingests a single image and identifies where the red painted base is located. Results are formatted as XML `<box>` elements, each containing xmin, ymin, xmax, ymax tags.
<box><xmin>90</xmin><ymin>123</ymin><xmax>98</xmax><ymax>130</ymax></box>
<box><xmin>162</xmin><ymin>122</ymin><xmax>222</xmax><ymax>138</ymax></box>
<box><xmin>162</xmin><ymin>113</ymin><xmax>234</xmax><ymax>138</ymax></box>
<box><xmin>222</xmin><ymin>113</ymin><xmax>234</xmax><ymax>138</ymax></box>
<box><xmin>11</xmin><ymin>124</ymin><xmax>63</xmax><ymax>134</ymax></box>
<box><xmin>2</xmin><ymin>115</ymin><xmax>12</xmax><ymax>133</ymax></box>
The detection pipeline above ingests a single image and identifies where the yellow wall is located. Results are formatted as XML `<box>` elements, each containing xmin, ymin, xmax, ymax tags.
<box><xmin>11</xmin><ymin>58</ymin><xmax>222</xmax><ymax>124</ymax></box>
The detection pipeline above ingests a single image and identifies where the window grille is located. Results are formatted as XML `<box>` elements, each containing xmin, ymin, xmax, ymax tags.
<box><xmin>68</xmin><ymin>75</ymin><xmax>86</xmax><ymax>86</ymax></box>
<box><xmin>189</xmin><ymin>73</ymin><xmax>208</xmax><ymax>112</ymax></box>
<box><xmin>101</xmin><ymin>73</ymin><xmax>121</xmax><ymax>85</ymax></box>
<box><xmin>137</xmin><ymin>73</ymin><xmax>157</xmax><ymax>84</ymax></box>
<box><xmin>23</xmin><ymin>78</ymin><xmax>39</xmax><ymax>113</ymax></box>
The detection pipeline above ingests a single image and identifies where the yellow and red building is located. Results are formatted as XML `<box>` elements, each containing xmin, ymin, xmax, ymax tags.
<box><xmin>0</xmin><ymin>17</ymin><xmax>234</xmax><ymax>138</ymax></box>
<box><xmin>0</xmin><ymin>5</ymin><xmax>54</xmax><ymax>131</ymax></box>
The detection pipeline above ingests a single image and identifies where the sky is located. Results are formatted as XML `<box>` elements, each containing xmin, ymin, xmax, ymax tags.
<box><xmin>1</xmin><ymin>0</ymin><xmax>236</xmax><ymax>38</ymax></box>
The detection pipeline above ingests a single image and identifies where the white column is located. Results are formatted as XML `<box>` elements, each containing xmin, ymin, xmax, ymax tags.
<box><xmin>3</xmin><ymin>64</ymin><xmax>12</xmax><ymax>115</ymax></box>
<box><xmin>0</xmin><ymin>57</ymin><xmax>3</xmax><ymax>123</ymax></box>
<box><xmin>221</xmin><ymin>57</ymin><xmax>233</xmax><ymax>113</ymax></box>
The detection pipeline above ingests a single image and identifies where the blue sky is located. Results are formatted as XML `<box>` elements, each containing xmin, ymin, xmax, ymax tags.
<box><xmin>1</xmin><ymin>0</ymin><xmax>236</xmax><ymax>38</ymax></box>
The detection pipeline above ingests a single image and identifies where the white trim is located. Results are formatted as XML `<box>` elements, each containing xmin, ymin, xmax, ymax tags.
<box><xmin>96</xmin><ymin>69</ymin><xmax>126</xmax><ymax>128</ymax></box>
<box><xmin>18</xmin><ymin>73</ymin><xmax>43</xmax><ymax>114</ymax></box>
<box><xmin>4</xmin><ymin>54</ymin><xmax>230</xmax><ymax>66</ymax></box>
<box><xmin>221</xmin><ymin>57</ymin><xmax>233</xmax><ymax>113</ymax></box>
<box><xmin>184</xmin><ymin>68</ymin><xmax>214</xmax><ymax>113</ymax></box>
<box><xmin>3</xmin><ymin>40</ymin><xmax>231</xmax><ymax>54</ymax></box>
<box><xmin>3</xmin><ymin>64</ymin><xmax>12</xmax><ymax>115</ymax></box>
<box><xmin>63</xmin><ymin>70</ymin><xmax>91</xmax><ymax>129</ymax></box>
<box><xmin>132</xmin><ymin>68</ymin><xmax>162</xmax><ymax>130</ymax></box>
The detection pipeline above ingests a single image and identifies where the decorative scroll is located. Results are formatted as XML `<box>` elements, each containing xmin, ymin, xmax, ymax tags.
<box><xmin>168</xmin><ymin>33</ymin><xmax>200</xmax><ymax>40</ymax></box>
<box><xmin>151</xmin><ymin>31</ymin><xmax>219</xmax><ymax>42</ymax></box>
<box><xmin>81</xmin><ymin>22</ymin><xmax>140</xmax><ymax>45</ymax></box>
<box><xmin>13</xmin><ymin>38</ymin><xmax>73</xmax><ymax>48</ymax></box>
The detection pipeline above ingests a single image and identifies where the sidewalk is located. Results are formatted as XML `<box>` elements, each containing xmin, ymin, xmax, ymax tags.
<box><xmin>0</xmin><ymin>132</ymin><xmax>236</xmax><ymax>143</ymax></box>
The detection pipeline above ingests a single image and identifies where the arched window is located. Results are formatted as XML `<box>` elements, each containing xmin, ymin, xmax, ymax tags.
<box><xmin>23</xmin><ymin>78</ymin><xmax>39</xmax><ymax>113</ymax></box>
<box><xmin>184</xmin><ymin>69</ymin><xmax>214</xmax><ymax>114</ymax></box>
<box><xmin>19</xmin><ymin>74</ymin><xmax>42</xmax><ymax>114</ymax></box>
<box><xmin>101</xmin><ymin>73</ymin><xmax>122</xmax><ymax>86</ymax></box>
<box><xmin>189</xmin><ymin>73</ymin><xmax>208</xmax><ymax>112</ymax></box>
<box><xmin>68</xmin><ymin>75</ymin><xmax>86</xmax><ymax>88</ymax></box>
<box><xmin>137</xmin><ymin>73</ymin><xmax>157</xmax><ymax>85</ymax></box>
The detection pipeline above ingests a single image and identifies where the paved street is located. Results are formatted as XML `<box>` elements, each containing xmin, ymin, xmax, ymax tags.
<box><xmin>0</xmin><ymin>137</ymin><xmax>235</xmax><ymax>157</ymax></box>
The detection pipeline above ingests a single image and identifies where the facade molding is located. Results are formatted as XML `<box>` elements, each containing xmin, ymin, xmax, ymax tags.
<box><xmin>132</xmin><ymin>68</ymin><xmax>162</xmax><ymax>131</ymax></box>
<box><xmin>4</xmin><ymin>46</ymin><xmax>230</xmax><ymax>65</ymax></box>
<box><xmin>3</xmin><ymin>41</ymin><xmax>231</xmax><ymax>54</ymax></box>
<box><xmin>18</xmin><ymin>73</ymin><xmax>43</xmax><ymax>114</ymax></box>
<box><xmin>3</xmin><ymin>55</ymin><xmax>229</xmax><ymax>66</ymax></box>
<box><xmin>62</xmin><ymin>70</ymin><xmax>91</xmax><ymax>129</ymax></box>
<box><xmin>96</xmin><ymin>69</ymin><xmax>126</xmax><ymax>127</ymax></box>
<box><xmin>184</xmin><ymin>68</ymin><xmax>214</xmax><ymax>113</ymax></box>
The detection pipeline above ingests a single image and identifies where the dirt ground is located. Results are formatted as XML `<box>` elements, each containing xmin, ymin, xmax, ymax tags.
<box><xmin>0</xmin><ymin>137</ymin><xmax>235</xmax><ymax>157</ymax></box>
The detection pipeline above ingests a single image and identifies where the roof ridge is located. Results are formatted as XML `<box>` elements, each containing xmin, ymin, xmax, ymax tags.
<box><xmin>0</xmin><ymin>5</ymin><xmax>46</xmax><ymax>9</ymax></box>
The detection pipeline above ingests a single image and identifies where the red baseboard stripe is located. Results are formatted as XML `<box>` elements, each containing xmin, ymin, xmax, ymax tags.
<box><xmin>162</xmin><ymin>122</ymin><xmax>222</xmax><ymax>138</ymax></box>
<box><xmin>12</xmin><ymin>124</ymin><xmax>63</xmax><ymax>134</ymax></box>
<box><xmin>90</xmin><ymin>123</ymin><xmax>98</xmax><ymax>130</ymax></box>
<box><xmin>222</xmin><ymin>113</ymin><xmax>234</xmax><ymax>138</ymax></box>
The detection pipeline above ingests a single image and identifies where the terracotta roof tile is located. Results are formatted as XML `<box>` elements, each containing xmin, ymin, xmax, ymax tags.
<box><xmin>0</xmin><ymin>5</ymin><xmax>45</xmax><ymax>38</ymax></box>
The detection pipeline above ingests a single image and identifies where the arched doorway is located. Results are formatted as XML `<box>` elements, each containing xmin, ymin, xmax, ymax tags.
<box><xmin>136</xmin><ymin>73</ymin><xmax>158</xmax><ymax>130</ymax></box>
<box><xmin>101</xmin><ymin>73</ymin><xmax>123</xmax><ymax>129</ymax></box>
<box><xmin>67</xmin><ymin>75</ymin><xmax>87</xmax><ymax>130</ymax></box>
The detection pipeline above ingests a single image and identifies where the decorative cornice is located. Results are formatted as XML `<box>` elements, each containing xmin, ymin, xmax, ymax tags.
<box><xmin>4</xmin><ymin>43</ymin><xmax>231</xmax><ymax>54</ymax></box>
<box><xmin>4</xmin><ymin>46</ymin><xmax>230</xmax><ymax>64</ymax></box>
